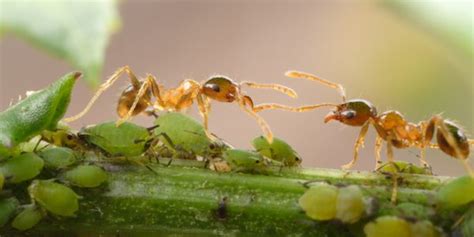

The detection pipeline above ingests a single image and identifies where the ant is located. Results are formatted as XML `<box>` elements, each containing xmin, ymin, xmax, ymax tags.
<box><xmin>64</xmin><ymin>65</ymin><xmax>299</xmax><ymax>143</ymax></box>
<box><xmin>254</xmin><ymin>70</ymin><xmax>474</xmax><ymax>176</ymax></box>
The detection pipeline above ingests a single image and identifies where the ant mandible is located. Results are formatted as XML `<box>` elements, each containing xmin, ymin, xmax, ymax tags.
<box><xmin>64</xmin><ymin>66</ymin><xmax>299</xmax><ymax>143</ymax></box>
<box><xmin>253</xmin><ymin>70</ymin><xmax>474</xmax><ymax>176</ymax></box>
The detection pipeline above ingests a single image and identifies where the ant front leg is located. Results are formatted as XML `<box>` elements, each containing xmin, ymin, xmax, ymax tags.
<box><xmin>197</xmin><ymin>93</ymin><xmax>213</xmax><ymax>140</ymax></box>
<box><xmin>341</xmin><ymin>121</ymin><xmax>370</xmax><ymax>170</ymax></box>
<box><xmin>252</xmin><ymin>103</ymin><xmax>338</xmax><ymax>113</ymax></box>
<box><xmin>239</xmin><ymin>95</ymin><xmax>274</xmax><ymax>143</ymax></box>
<box><xmin>240</xmin><ymin>81</ymin><xmax>298</xmax><ymax>98</ymax></box>
<box><xmin>64</xmin><ymin>65</ymin><xmax>139</xmax><ymax>123</ymax></box>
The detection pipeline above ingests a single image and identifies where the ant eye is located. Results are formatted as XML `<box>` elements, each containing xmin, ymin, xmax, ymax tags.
<box><xmin>342</xmin><ymin>110</ymin><xmax>356</xmax><ymax>119</ymax></box>
<box><xmin>255</xmin><ymin>160</ymin><xmax>260</xmax><ymax>164</ymax></box>
<box><xmin>209</xmin><ymin>144</ymin><xmax>216</xmax><ymax>149</ymax></box>
<box><xmin>66</xmin><ymin>134</ymin><xmax>74</xmax><ymax>140</ymax></box>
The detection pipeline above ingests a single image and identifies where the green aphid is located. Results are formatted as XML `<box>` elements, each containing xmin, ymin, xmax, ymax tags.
<box><xmin>0</xmin><ymin>72</ymin><xmax>81</xmax><ymax>156</ymax></box>
<box><xmin>299</xmin><ymin>182</ymin><xmax>338</xmax><ymax>221</ymax></box>
<box><xmin>223</xmin><ymin>149</ymin><xmax>267</xmax><ymax>171</ymax></box>
<box><xmin>409</xmin><ymin>220</ymin><xmax>443</xmax><ymax>237</ymax></box>
<box><xmin>154</xmin><ymin>112</ymin><xmax>230</xmax><ymax>158</ymax></box>
<box><xmin>11</xmin><ymin>205</ymin><xmax>43</xmax><ymax>231</ymax></box>
<box><xmin>40</xmin><ymin>123</ymin><xmax>85</xmax><ymax>150</ymax></box>
<box><xmin>64</xmin><ymin>165</ymin><xmax>107</xmax><ymax>188</ymax></box>
<box><xmin>335</xmin><ymin>185</ymin><xmax>365</xmax><ymax>224</ymax></box>
<box><xmin>252</xmin><ymin>136</ymin><xmax>301</xmax><ymax>167</ymax></box>
<box><xmin>436</xmin><ymin>175</ymin><xmax>474</xmax><ymax>210</ymax></box>
<box><xmin>81</xmin><ymin>121</ymin><xmax>151</xmax><ymax>157</ymax></box>
<box><xmin>394</xmin><ymin>202</ymin><xmax>434</xmax><ymax>220</ymax></box>
<box><xmin>38</xmin><ymin>147</ymin><xmax>77</xmax><ymax>169</ymax></box>
<box><xmin>0</xmin><ymin>152</ymin><xmax>44</xmax><ymax>183</ymax></box>
<box><xmin>0</xmin><ymin>197</ymin><xmax>19</xmax><ymax>227</ymax></box>
<box><xmin>28</xmin><ymin>180</ymin><xmax>79</xmax><ymax>217</ymax></box>
<box><xmin>364</xmin><ymin>216</ymin><xmax>412</xmax><ymax>237</ymax></box>
<box><xmin>377</xmin><ymin>161</ymin><xmax>431</xmax><ymax>175</ymax></box>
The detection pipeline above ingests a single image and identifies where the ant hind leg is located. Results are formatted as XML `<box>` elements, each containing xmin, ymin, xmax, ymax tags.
<box><xmin>64</xmin><ymin>65</ymin><xmax>138</xmax><ymax>123</ymax></box>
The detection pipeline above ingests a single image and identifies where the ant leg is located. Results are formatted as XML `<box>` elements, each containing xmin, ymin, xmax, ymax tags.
<box><xmin>285</xmin><ymin>70</ymin><xmax>347</xmax><ymax>102</ymax></box>
<box><xmin>64</xmin><ymin>65</ymin><xmax>137</xmax><ymax>123</ymax></box>
<box><xmin>146</xmin><ymin>74</ymin><xmax>166</xmax><ymax>109</ymax></box>
<box><xmin>240</xmin><ymin>81</ymin><xmax>297</xmax><ymax>98</ymax></box>
<box><xmin>342</xmin><ymin>121</ymin><xmax>370</xmax><ymax>170</ymax></box>
<box><xmin>461</xmin><ymin>160</ymin><xmax>474</xmax><ymax>177</ymax></box>
<box><xmin>116</xmin><ymin>77</ymin><xmax>151</xmax><ymax>126</ymax></box>
<box><xmin>386</xmin><ymin>140</ymin><xmax>395</xmax><ymax>164</ymax></box>
<box><xmin>197</xmin><ymin>93</ymin><xmax>213</xmax><ymax>139</ymax></box>
<box><xmin>374</xmin><ymin>136</ymin><xmax>383</xmax><ymax>170</ymax></box>
<box><xmin>239</xmin><ymin>96</ymin><xmax>273</xmax><ymax>143</ymax></box>
<box><xmin>253</xmin><ymin>103</ymin><xmax>338</xmax><ymax>113</ymax></box>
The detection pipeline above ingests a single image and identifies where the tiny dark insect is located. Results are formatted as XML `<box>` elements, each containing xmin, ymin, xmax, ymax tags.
<box><xmin>214</xmin><ymin>197</ymin><xmax>229</xmax><ymax>221</ymax></box>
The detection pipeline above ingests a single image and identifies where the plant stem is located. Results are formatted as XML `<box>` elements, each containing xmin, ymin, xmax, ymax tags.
<box><xmin>4</xmin><ymin>160</ymin><xmax>456</xmax><ymax>236</ymax></box>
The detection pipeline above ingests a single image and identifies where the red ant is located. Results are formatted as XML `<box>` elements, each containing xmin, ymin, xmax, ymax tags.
<box><xmin>254</xmin><ymin>70</ymin><xmax>474</xmax><ymax>176</ymax></box>
<box><xmin>64</xmin><ymin>66</ymin><xmax>299</xmax><ymax>143</ymax></box>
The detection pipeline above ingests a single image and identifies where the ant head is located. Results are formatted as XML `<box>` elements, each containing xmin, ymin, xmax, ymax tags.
<box><xmin>436</xmin><ymin>120</ymin><xmax>469</xmax><ymax>159</ymax></box>
<box><xmin>324</xmin><ymin>99</ymin><xmax>377</xmax><ymax>126</ymax></box>
<box><xmin>202</xmin><ymin>76</ymin><xmax>239</xmax><ymax>102</ymax></box>
<box><xmin>117</xmin><ymin>83</ymin><xmax>151</xmax><ymax>118</ymax></box>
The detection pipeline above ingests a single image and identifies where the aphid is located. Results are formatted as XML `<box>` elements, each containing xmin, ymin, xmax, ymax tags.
<box><xmin>38</xmin><ymin>147</ymin><xmax>77</xmax><ymax>170</ymax></box>
<box><xmin>63</xmin><ymin>165</ymin><xmax>108</xmax><ymax>188</ymax></box>
<box><xmin>256</xmin><ymin>70</ymin><xmax>474</xmax><ymax>174</ymax></box>
<box><xmin>393</xmin><ymin>203</ymin><xmax>435</xmax><ymax>221</ymax></box>
<box><xmin>335</xmin><ymin>185</ymin><xmax>365</xmax><ymax>224</ymax></box>
<box><xmin>0</xmin><ymin>72</ymin><xmax>81</xmax><ymax>156</ymax></box>
<box><xmin>0</xmin><ymin>197</ymin><xmax>19</xmax><ymax>227</ymax></box>
<box><xmin>0</xmin><ymin>152</ymin><xmax>44</xmax><ymax>183</ymax></box>
<box><xmin>40</xmin><ymin>124</ymin><xmax>85</xmax><ymax>150</ymax></box>
<box><xmin>153</xmin><ymin>112</ymin><xmax>231</xmax><ymax>160</ymax></box>
<box><xmin>64</xmin><ymin>65</ymin><xmax>301</xmax><ymax>142</ymax></box>
<box><xmin>298</xmin><ymin>182</ymin><xmax>338</xmax><ymax>221</ymax></box>
<box><xmin>222</xmin><ymin>149</ymin><xmax>268</xmax><ymax>172</ymax></box>
<box><xmin>377</xmin><ymin>161</ymin><xmax>432</xmax><ymax>204</ymax></box>
<box><xmin>436</xmin><ymin>175</ymin><xmax>474</xmax><ymax>210</ymax></box>
<box><xmin>11</xmin><ymin>204</ymin><xmax>43</xmax><ymax>231</ymax></box>
<box><xmin>28</xmin><ymin>180</ymin><xmax>79</xmax><ymax>217</ymax></box>
<box><xmin>377</xmin><ymin>160</ymin><xmax>432</xmax><ymax>175</ymax></box>
<box><xmin>252</xmin><ymin>135</ymin><xmax>302</xmax><ymax>167</ymax></box>
<box><xmin>364</xmin><ymin>216</ymin><xmax>442</xmax><ymax>237</ymax></box>
<box><xmin>80</xmin><ymin>121</ymin><xmax>152</xmax><ymax>157</ymax></box>
<box><xmin>409</xmin><ymin>220</ymin><xmax>443</xmax><ymax>237</ymax></box>
<box><xmin>364</xmin><ymin>216</ymin><xmax>412</xmax><ymax>237</ymax></box>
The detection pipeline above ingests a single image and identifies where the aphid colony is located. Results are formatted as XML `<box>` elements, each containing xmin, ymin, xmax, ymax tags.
<box><xmin>299</xmin><ymin>176</ymin><xmax>474</xmax><ymax>237</ymax></box>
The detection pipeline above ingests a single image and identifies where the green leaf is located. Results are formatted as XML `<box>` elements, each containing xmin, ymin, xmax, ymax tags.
<box><xmin>0</xmin><ymin>0</ymin><xmax>121</xmax><ymax>87</ymax></box>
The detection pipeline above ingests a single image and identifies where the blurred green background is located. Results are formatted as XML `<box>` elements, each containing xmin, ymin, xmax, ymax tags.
<box><xmin>0</xmin><ymin>0</ymin><xmax>472</xmax><ymax>175</ymax></box>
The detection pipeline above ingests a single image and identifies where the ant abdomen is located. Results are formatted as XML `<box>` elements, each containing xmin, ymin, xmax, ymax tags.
<box><xmin>436</xmin><ymin>121</ymin><xmax>470</xmax><ymax>160</ymax></box>
<box><xmin>117</xmin><ymin>84</ymin><xmax>151</xmax><ymax>118</ymax></box>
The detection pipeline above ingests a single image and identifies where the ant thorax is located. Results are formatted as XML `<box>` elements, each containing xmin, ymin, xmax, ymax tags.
<box><xmin>375</xmin><ymin>111</ymin><xmax>423</xmax><ymax>147</ymax></box>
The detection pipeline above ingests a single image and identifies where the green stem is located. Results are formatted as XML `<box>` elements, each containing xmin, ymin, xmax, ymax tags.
<box><xmin>3</xmin><ymin>160</ymin><xmax>457</xmax><ymax>236</ymax></box>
